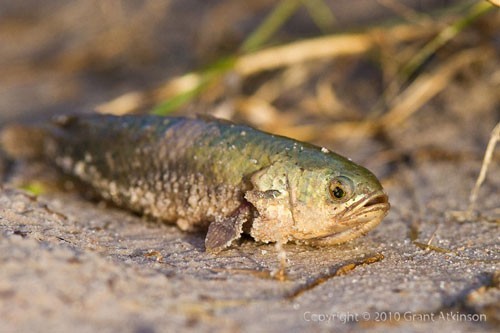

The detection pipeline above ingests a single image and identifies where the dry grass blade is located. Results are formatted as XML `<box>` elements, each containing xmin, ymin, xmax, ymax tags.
<box><xmin>96</xmin><ymin>23</ymin><xmax>437</xmax><ymax>115</ymax></box>
<box><xmin>234</xmin><ymin>21</ymin><xmax>437</xmax><ymax>77</ymax></box>
<box><xmin>467</xmin><ymin>122</ymin><xmax>500</xmax><ymax>213</ymax></box>
<box><xmin>262</xmin><ymin>46</ymin><xmax>493</xmax><ymax>143</ymax></box>
<box><xmin>287</xmin><ymin>253</ymin><xmax>384</xmax><ymax>299</ymax></box>
<box><xmin>235</xmin><ymin>33</ymin><xmax>372</xmax><ymax>76</ymax></box>
<box><xmin>413</xmin><ymin>241</ymin><xmax>456</xmax><ymax>254</ymax></box>
<box><xmin>380</xmin><ymin>48</ymin><xmax>492</xmax><ymax>129</ymax></box>
<box><xmin>446</xmin><ymin>122</ymin><xmax>500</xmax><ymax>223</ymax></box>
<box><xmin>400</xmin><ymin>1</ymin><xmax>494</xmax><ymax>82</ymax></box>
<box><xmin>264</xmin><ymin>121</ymin><xmax>377</xmax><ymax>142</ymax></box>
<box><xmin>235</xmin><ymin>19</ymin><xmax>435</xmax><ymax>76</ymax></box>
<box><xmin>96</xmin><ymin>91</ymin><xmax>146</xmax><ymax>115</ymax></box>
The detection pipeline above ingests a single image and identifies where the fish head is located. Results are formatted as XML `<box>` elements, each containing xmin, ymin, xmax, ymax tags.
<box><xmin>245</xmin><ymin>156</ymin><xmax>389</xmax><ymax>245</ymax></box>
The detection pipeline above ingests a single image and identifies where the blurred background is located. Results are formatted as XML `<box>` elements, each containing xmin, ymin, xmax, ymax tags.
<box><xmin>0</xmin><ymin>1</ymin><xmax>498</xmax><ymax>169</ymax></box>
<box><xmin>1</xmin><ymin>1</ymin><xmax>495</xmax><ymax>118</ymax></box>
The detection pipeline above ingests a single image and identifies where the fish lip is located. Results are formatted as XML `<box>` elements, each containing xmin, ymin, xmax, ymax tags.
<box><xmin>362</xmin><ymin>192</ymin><xmax>389</xmax><ymax>208</ymax></box>
<box><xmin>306</xmin><ymin>191</ymin><xmax>390</xmax><ymax>246</ymax></box>
<box><xmin>342</xmin><ymin>190</ymin><xmax>390</xmax><ymax>218</ymax></box>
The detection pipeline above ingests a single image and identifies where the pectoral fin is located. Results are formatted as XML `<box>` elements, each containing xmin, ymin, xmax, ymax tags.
<box><xmin>244</xmin><ymin>189</ymin><xmax>294</xmax><ymax>244</ymax></box>
<box><xmin>205</xmin><ymin>203</ymin><xmax>252</xmax><ymax>253</ymax></box>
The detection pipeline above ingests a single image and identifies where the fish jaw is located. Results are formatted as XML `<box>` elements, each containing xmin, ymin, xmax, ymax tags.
<box><xmin>304</xmin><ymin>191</ymin><xmax>390</xmax><ymax>246</ymax></box>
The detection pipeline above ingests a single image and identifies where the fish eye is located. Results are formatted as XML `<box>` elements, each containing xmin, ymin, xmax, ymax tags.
<box><xmin>328</xmin><ymin>176</ymin><xmax>354</xmax><ymax>201</ymax></box>
<box><xmin>331</xmin><ymin>186</ymin><xmax>344</xmax><ymax>199</ymax></box>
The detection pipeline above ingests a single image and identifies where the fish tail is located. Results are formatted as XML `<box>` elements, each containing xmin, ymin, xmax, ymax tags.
<box><xmin>0</xmin><ymin>124</ymin><xmax>49</xmax><ymax>159</ymax></box>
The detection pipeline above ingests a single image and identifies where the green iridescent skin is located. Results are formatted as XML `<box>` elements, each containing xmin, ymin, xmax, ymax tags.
<box><xmin>2</xmin><ymin>115</ymin><xmax>390</xmax><ymax>252</ymax></box>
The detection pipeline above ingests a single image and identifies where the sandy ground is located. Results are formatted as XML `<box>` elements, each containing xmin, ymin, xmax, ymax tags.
<box><xmin>0</xmin><ymin>1</ymin><xmax>499</xmax><ymax>332</ymax></box>
<box><xmin>1</xmin><ymin>76</ymin><xmax>498</xmax><ymax>333</ymax></box>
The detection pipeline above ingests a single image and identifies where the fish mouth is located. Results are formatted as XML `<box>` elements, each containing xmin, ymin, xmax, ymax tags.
<box><xmin>308</xmin><ymin>191</ymin><xmax>390</xmax><ymax>246</ymax></box>
<box><xmin>363</xmin><ymin>192</ymin><xmax>389</xmax><ymax>208</ymax></box>
<box><xmin>346</xmin><ymin>191</ymin><xmax>390</xmax><ymax>217</ymax></box>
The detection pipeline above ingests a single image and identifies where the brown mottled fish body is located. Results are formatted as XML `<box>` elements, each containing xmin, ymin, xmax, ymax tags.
<box><xmin>1</xmin><ymin>115</ymin><xmax>390</xmax><ymax>252</ymax></box>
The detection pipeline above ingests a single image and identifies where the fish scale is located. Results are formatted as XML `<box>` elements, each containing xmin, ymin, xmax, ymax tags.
<box><xmin>0</xmin><ymin>114</ymin><xmax>390</xmax><ymax>252</ymax></box>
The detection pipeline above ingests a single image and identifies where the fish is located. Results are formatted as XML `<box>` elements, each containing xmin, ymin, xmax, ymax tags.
<box><xmin>0</xmin><ymin>114</ymin><xmax>390</xmax><ymax>252</ymax></box>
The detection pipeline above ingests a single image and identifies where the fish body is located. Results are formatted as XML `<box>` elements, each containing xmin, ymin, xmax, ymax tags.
<box><xmin>1</xmin><ymin>115</ymin><xmax>390</xmax><ymax>252</ymax></box>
